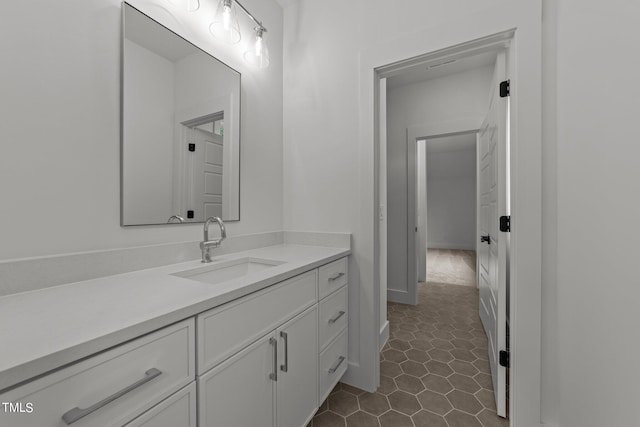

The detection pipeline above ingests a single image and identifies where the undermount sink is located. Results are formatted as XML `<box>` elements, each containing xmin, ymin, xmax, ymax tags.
<box><xmin>172</xmin><ymin>257</ymin><xmax>285</xmax><ymax>285</ymax></box>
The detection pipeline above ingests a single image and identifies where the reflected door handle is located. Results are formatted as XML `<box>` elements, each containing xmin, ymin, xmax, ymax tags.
<box><xmin>480</xmin><ymin>235</ymin><xmax>491</xmax><ymax>244</ymax></box>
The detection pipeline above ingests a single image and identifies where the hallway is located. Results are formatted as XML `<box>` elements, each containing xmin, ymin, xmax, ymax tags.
<box><xmin>309</xmin><ymin>250</ymin><xmax>506</xmax><ymax>427</ymax></box>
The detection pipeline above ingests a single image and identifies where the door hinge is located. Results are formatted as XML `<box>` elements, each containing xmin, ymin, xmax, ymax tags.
<box><xmin>499</xmin><ymin>215</ymin><xmax>510</xmax><ymax>232</ymax></box>
<box><xmin>499</xmin><ymin>80</ymin><xmax>510</xmax><ymax>98</ymax></box>
<box><xmin>188</xmin><ymin>143</ymin><xmax>196</xmax><ymax>152</ymax></box>
<box><xmin>499</xmin><ymin>350</ymin><xmax>510</xmax><ymax>368</ymax></box>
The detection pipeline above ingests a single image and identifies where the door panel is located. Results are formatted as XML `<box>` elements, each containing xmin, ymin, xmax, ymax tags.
<box><xmin>478</xmin><ymin>51</ymin><xmax>508</xmax><ymax>417</ymax></box>
<box><xmin>276</xmin><ymin>306</ymin><xmax>318</xmax><ymax>427</ymax></box>
<box><xmin>198</xmin><ymin>333</ymin><xmax>276</xmax><ymax>427</ymax></box>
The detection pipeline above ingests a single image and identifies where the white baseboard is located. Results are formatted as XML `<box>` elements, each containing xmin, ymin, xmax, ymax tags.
<box><xmin>387</xmin><ymin>289</ymin><xmax>416</xmax><ymax>305</ymax></box>
<box><xmin>379</xmin><ymin>321</ymin><xmax>389</xmax><ymax>351</ymax></box>
<box><xmin>341</xmin><ymin>361</ymin><xmax>376</xmax><ymax>393</ymax></box>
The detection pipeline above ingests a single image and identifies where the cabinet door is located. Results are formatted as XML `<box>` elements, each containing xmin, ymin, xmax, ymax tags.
<box><xmin>198</xmin><ymin>334</ymin><xmax>276</xmax><ymax>427</ymax></box>
<box><xmin>124</xmin><ymin>383</ymin><xmax>196</xmax><ymax>427</ymax></box>
<box><xmin>276</xmin><ymin>306</ymin><xmax>318</xmax><ymax>427</ymax></box>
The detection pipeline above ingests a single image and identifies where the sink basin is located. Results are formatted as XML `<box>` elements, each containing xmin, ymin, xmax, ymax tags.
<box><xmin>172</xmin><ymin>257</ymin><xmax>285</xmax><ymax>285</ymax></box>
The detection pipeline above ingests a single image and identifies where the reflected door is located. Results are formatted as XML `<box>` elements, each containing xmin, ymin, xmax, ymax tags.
<box><xmin>191</xmin><ymin>128</ymin><xmax>224</xmax><ymax>221</ymax></box>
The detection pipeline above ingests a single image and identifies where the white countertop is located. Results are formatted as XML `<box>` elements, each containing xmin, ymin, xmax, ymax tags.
<box><xmin>0</xmin><ymin>244</ymin><xmax>350</xmax><ymax>392</ymax></box>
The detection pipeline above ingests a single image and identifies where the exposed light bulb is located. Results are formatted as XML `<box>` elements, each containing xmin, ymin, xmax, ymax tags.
<box><xmin>244</xmin><ymin>27</ymin><xmax>269</xmax><ymax>69</ymax></box>
<box><xmin>255</xmin><ymin>36</ymin><xmax>263</xmax><ymax>56</ymax></box>
<box><xmin>223</xmin><ymin>5</ymin><xmax>231</xmax><ymax>30</ymax></box>
<box><xmin>210</xmin><ymin>0</ymin><xmax>241</xmax><ymax>44</ymax></box>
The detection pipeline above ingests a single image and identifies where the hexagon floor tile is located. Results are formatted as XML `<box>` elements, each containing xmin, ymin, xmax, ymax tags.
<box><xmin>308</xmin><ymin>249</ymin><xmax>508</xmax><ymax>427</ymax></box>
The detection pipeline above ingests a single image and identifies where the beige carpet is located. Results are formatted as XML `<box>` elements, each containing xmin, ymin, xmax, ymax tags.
<box><xmin>426</xmin><ymin>249</ymin><xmax>477</xmax><ymax>287</ymax></box>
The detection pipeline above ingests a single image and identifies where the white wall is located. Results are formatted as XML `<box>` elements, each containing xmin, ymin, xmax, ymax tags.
<box><xmin>0</xmin><ymin>0</ymin><xmax>283</xmax><ymax>261</ymax></box>
<box><xmin>386</xmin><ymin>66</ymin><xmax>492</xmax><ymax>296</ymax></box>
<box><xmin>426</xmin><ymin>142</ymin><xmax>477</xmax><ymax>250</ymax></box>
<box><xmin>554</xmin><ymin>1</ymin><xmax>640</xmax><ymax>426</ymax></box>
<box><xmin>282</xmin><ymin>0</ymin><xmax>640</xmax><ymax>424</ymax></box>
<box><xmin>123</xmin><ymin>39</ymin><xmax>176</xmax><ymax>225</ymax></box>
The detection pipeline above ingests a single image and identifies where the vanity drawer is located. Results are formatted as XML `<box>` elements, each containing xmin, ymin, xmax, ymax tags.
<box><xmin>318</xmin><ymin>287</ymin><xmax>348</xmax><ymax>351</ymax></box>
<box><xmin>318</xmin><ymin>258</ymin><xmax>348</xmax><ymax>299</ymax></box>
<box><xmin>318</xmin><ymin>330</ymin><xmax>348</xmax><ymax>405</ymax></box>
<box><xmin>0</xmin><ymin>319</ymin><xmax>195</xmax><ymax>427</ymax></box>
<box><xmin>197</xmin><ymin>270</ymin><xmax>317</xmax><ymax>374</ymax></box>
<box><xmin>124</xmin><ymin>383</ymin><xmax>196</xmax><ymax>427</ymax></box>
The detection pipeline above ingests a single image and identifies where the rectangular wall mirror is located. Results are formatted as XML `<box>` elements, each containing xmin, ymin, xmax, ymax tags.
<box><xmin>121</xmin><ymin>2</ymin><xmax>240</xmax><ymax>226</ymax></box>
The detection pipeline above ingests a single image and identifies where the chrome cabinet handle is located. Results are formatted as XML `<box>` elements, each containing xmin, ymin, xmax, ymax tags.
<box><xmin>328</xmin><ymin>311</ymin><xmax>346</xmax><ymax>324</ymax></box>
<box><xmin>61</xmin><ymin>368</ymin><xmax>162</xmax><ymax>425</ymax></box>
<box><xmin>328</xmin><ymin>272</ymin><xmax>345</xmax><ymax>281</ymax></box>
<box><xmin>280</xmin><ymin>331</ymin><xmax>289</xmax><ymax>372</ymax></box>
<box><xmin>328</xmin><ymin>356</ymin><xmax>346</xmax><ymax>374</ymax></box>
<box><xmin>269</xmin><ymin>337</ymin><xmax>278</xmax><ymax>381</ymax></box>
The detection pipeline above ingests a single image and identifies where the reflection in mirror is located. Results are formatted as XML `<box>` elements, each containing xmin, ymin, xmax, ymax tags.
<box><xmin>121</xmin><ymin>3</ymin><xmax>240</xmax><ymax>226</ymax></box>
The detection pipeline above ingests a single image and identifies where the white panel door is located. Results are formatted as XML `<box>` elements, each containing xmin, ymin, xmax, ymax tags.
<box><xmin>478</xmin><ymin>51</ymin><xmax>508</xmax><ymax>418</ymax></box>
<box><xmin>191</xmin><ymin>128</ymin><xmax>223</xmax><ymax>221</ymax></box>
<box><xmin>276</xmin><ymin>306</ymin><xmax>318</xmax><ymax>427</ymax></box>
<box><xmin>198</xmin><ymin>333</ymin><xmax>276</xmax><ymax>427</ymax></box>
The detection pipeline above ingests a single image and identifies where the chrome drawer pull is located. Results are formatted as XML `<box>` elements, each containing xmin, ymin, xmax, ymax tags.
<box><xmin>61</xmin><ymin>368</ymin><xmax>162</xmax><ymax>425</ymax></box>
<box><xmin>328</xmin><ymin>311</ymin><xmax>346</xmax><ymax>324</ymax></box>
<box><xmin>328</xmin><ymin>356</ymin><xmax>346</xmax><ymax>374</ymax></box>
<box><xmin>269</xmin><ymin>337</ymin><xmax>278</xmax><ymax>381</ymax></box>
<box><xmin>280</xmin><ymin>331</ymin><xmax>289</xmax><ymax>372</ymax></box>
<box><xmin>328</xmin><ymin>272</ymin><xmax>345</xmax><ymax>281</ymax></box>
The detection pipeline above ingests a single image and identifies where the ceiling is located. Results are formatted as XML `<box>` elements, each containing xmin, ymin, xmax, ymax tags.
<box><xmin>387</xmin><ymin>51</ymin><xmax>497</xmax><ymax>90</ymax></box>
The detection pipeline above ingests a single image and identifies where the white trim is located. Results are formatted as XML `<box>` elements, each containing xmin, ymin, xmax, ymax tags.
<box><xmin>406</xmin><ymin>120</ymin><xmax>482</xmax><ymax>305</ymax></box>
<box><xmin>379</xmin><ymin>321</ymin><xmax>390</xmax><ymax>352</ymax></box>
<box><xmin>387</xmin><ymin>289</ymin><xmax>415</xmax><ymax>306</ymax></box>
<box><xmin>361</xmin><ymin>1</ymin><xmax>542</xmax><ymax>424</ymax></box>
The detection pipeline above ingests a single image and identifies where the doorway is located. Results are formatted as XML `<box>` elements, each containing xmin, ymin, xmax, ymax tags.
<box><xmin>382</xmin><ymin>41</ymin><xmax>511</xmax><ymax>422</ymax></box>
<box><xmin>352</xmin><ymin>3</ymin><xmax>542</xmax><ymax>424</ymax></box>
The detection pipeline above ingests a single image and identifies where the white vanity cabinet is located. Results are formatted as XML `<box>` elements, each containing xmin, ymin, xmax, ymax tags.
<box><xmin>275</xmin><ymin>306</ymin><xmax>319</xmax><ymax>427</ymax></box>
<box><xmin>0</xmin><ymin>256</ymin><xmax>349</xmax><ymax>427</ymax></box>
<box><xmin>317</xmin><ymin>258</ymin><xmax>349</xmax><ymax>404</ymax></box>
<box><xmin>0</xmin><ymin>319</ymin><xmax>196</xmax><ymax>427</ymax></box>
<box><xmin>124</xmin><ymin>383</ymin><xmax>197</xmax><ymax>427</ymax></box>
<box><xmin>198</xmin><ymin>306</ymin><xmax>319</xmax><ymax>427</ymax></box>
<box><xmin>197</xmin><ymin>257</ymin><xmax>349</xmax><ymax>427</ymax></box>
<box><xmin>198</xmin><ymin>333</ymin><xmax>277</xmax><ymax>427</ymax></box>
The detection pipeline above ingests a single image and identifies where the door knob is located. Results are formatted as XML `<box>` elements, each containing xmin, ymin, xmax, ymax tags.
<box><xmin>480</xmin><ymin>235</ymin><xmax>491</xmax><ymax>244</ymax></box>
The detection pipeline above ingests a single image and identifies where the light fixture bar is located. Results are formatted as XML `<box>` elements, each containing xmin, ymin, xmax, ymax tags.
<box><xmin>233</xmin><ymin>0</ymin><xmax>267</xmax><ymax>32</ymax></box>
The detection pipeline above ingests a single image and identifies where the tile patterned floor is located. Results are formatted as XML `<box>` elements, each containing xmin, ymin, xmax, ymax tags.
<box><xmin>308</xmin><ymin>250</ymin><xmax>507</xmax><ymax>427</ymax></box>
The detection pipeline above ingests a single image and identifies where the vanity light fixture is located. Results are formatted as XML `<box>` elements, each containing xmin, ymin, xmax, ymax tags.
<box><xmin>210</xmin><ymin>0</ymin><xmax>269</xmax><ymax>68</ymax></box>
<box><xmin>210</xmin><ymin>0</ymin><xmax>241</xmax><ymax>44</ymax></box>
<box><xmin>244</xmin><ymin>26</ymin><xmax>269</xmax><ymax>69</ymax></box>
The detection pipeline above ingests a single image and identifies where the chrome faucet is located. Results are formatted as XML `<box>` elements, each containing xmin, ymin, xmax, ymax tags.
<box><xmin>200</xmin><ymin>217</ymin><xmax>227</xmax><ymax>263</ymax></box>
